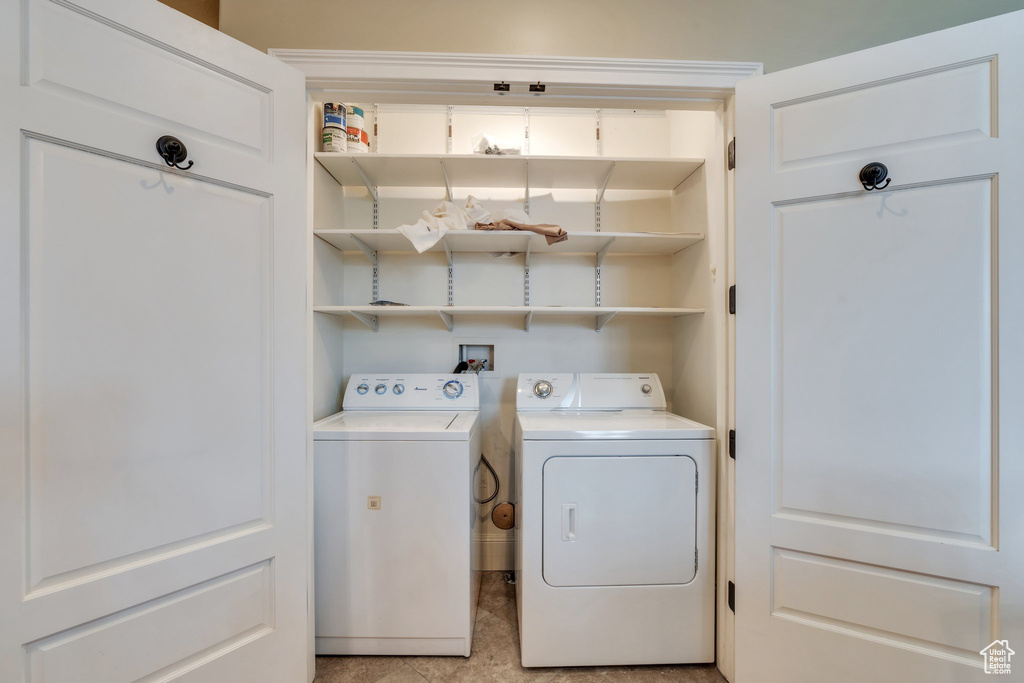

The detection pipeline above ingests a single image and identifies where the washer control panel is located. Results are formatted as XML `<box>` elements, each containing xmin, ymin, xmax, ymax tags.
<box><xmin>343</xmin><ymin>374</ymin><xmax>479</xmax><ymax>410</ymax></box>
<box><xmin>516</xmin><ymin>373</ymin><xmax>666</xmax><ymax>411</ymax></box>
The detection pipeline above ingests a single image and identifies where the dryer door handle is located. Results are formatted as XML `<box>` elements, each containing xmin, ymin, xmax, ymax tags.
<box><xmin>561</xmin><ymin>503</ymin><xmax>577</xmax><ymax>541</ymax></box>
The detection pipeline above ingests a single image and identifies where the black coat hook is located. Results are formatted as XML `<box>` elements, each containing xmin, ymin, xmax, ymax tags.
<box><xmin>156</xmin><ymin>135</ymin><xmax>194</xmax><ymax>171</ymax></box>
<box><xmin>859</xmin><ymin>162</ymin><xmax>890</xmax><ymax>191</ymax></box>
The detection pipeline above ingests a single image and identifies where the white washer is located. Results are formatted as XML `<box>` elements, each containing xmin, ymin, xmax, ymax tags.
<box><xmin>514</xmin><ymin>373</ymin><xmax>715</xmax><ymax>667</ymax></box>
<box><xmin>314</xmin><ymin>373</ymin><xmax>480</xmax><ymax>657</ymax></box>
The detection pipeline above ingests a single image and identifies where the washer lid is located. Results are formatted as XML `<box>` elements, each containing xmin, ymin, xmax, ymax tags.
<box><xmin>517</xmin><ymin>410</ymin><xmax>713</xmax><ymax>440</ymax></box>
<box><xmin>313</xmin><ymin>410</ymin><xmax>478</xmax><ymax>441</ymax></box>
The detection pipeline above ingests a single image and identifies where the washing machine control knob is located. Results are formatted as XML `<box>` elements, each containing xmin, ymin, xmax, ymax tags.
<box><xmin>356</xmin><ymin>383</ymin><xmax>369</xmax><ymax>395</ymax></box>
<box><xmin>392</xmin><ymin>383</ymin><xmax>405</xmax><ymax>395</ymax></box>
<box><xmin>641</xmin><ymin>384</ymin><xmax>652</xmax><ymax>395</ymax></box>
<box><xmin>442</xmin><ymin>380</ymin><xmax>463</xmax><ymax>399</ymax></box>
<box><xmin>374</xmin><ymin>383</ymin><xmax>387</xmax><ymax>395</ymax></box>
<box><xmin>533</xmin><ymin>380</ymin><xmax>553</xmax><ymax>398</ymax></box>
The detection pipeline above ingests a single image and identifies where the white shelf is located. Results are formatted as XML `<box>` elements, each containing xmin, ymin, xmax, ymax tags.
<box><xmin>314</xmin><ymin>229</ymin><xmax>704</xmax><ymax>256</ymax></box>
<box><xmin>313</xmin><ymin>305</ymin><xmax>703</xmax><ymax>332</ymax></box>
<box><xmin>314</xmin><ymin>153</ymin><xmax>704</xmax><ymax>192</ymax></box>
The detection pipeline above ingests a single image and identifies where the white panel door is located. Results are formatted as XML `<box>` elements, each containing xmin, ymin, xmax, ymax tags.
<box><xmin>736</xmin><ymin>10</ymin><xmax>1023</xmax><ymax>683</ymax></box>
<box><xmin>0</xmin><ymin>1</ymin><xmax>308</xmax><ymax>682</ymax></box>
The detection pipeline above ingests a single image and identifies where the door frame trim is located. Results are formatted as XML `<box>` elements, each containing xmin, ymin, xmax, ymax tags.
<box><xmin>268</xmin><ymin>50</ymin><xmax>762</xmax><ymax>108</ymax></box>
<box><xmin>272</xmin><ymin>48</ymin><xmax>754</xmax><ymax>680</ymax></box>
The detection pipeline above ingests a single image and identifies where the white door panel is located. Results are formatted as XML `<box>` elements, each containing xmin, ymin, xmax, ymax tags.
<box><xmin>15</xmin><ymin>0</ymin><xmax>285</xmax><ymax>189</ymax></box>
<box><xmin>25</xmin><ymin>138</ymin><xmax>272</xmax><ymax>590</ymax></box>
<box><xmin>771</xmin><ymin>58</ymin><xmax>994</xmax><ymax>173</ymax></box>
<box><xmin>765</xmin><ymin>52</ymin><xmax>1000</xmax><ymax>202</ymax></box>
<box><xmin>1</xmin><ymin>1</ymin><xmax>307</xmax><ymax>681</ymax></box>
<box><xmin>26</xmin><ymin>561</ymin><xmax>273</xmax><ymax>683</ymax></box>
<box><xmin>774</xmin><ymin>179</ymin><xmax>993</xmax><ymax>542</ymax></box>
<box><xmin>736</xmin><ymin>10</ymin><xmax>1022</xmax><ymax>683</ymax></box>
<box><xmin>771</xmin><ymin>550</ymin><xmax>993</xmax><ymax>656</ymax></box>
<box><xmin>26</xmin><ymin>0</ymin><xmax>270</xmax><ymax>158</ymax></box>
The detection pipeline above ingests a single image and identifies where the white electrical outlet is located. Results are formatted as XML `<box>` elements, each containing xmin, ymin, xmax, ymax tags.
<box><xmin>367</xmin><ymin>496</ymin><xmax>381</xmax><ymax>510</ymax></box>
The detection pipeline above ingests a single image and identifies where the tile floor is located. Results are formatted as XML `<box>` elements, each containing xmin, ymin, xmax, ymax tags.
<box><xmin>314</xmin><ymin>572</ymin><xmax>725</xmax><ymax>683</ymax></box>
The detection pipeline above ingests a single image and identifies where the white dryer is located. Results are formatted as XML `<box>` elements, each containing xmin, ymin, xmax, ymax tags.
<box><xmin>514</xmin><ymin>373</ymin><xmax>715</xmax><ymax>667</ymax></box>
<box><xmin>313</xmin><ymin>374</ymin><xmax>480</xmax><ymax>657</ymax></box>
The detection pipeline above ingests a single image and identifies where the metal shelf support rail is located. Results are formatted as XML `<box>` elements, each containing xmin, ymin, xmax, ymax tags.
<box><xmin>444</xmin><ymin>238</ymin><xmax>454</xmax><ymax>308</ymax></box>
<box><xmin>447</xmin><ymin>105</ymin><xmax>454</xmax><ymax>154</ymax></box>
<box><xmin>524</xmin><ymin>160</ymin><xmax>530</xmax><ymax>216</ymax></box>
<box><xmin>523</xmin><ymin>107</ymin><xmax>530</xmax><ymax>156</ymax></box>
<box><xmin>349</xmin><ymin>158</ymin><xmax>380</xmax><ymax>231</ymax></box>
<box><xmin>523</xmin><ymin>240</ymin><xmax>532</xmax><ymax>307</ymax></box>
<box><xmin>595</xmin><ymin>237</ymin><xmax>615</xmax><ymax>313</ymax></box>
<box><xmin>595</xmin><ymin>161</ymin><xmax>615</xmax><ymax>233</ymax></box>
<box><xmin>349</xmin><ymin>234</ymin><xmax>380</xmax><ymax>303</ymax></box>
<box><xmin>373</xmin><ymin>103</ymin><xmax>380</xmax><ymax>153</ymax></box>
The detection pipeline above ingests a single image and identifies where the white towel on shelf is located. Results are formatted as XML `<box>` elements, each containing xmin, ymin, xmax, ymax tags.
<box><xmin>396</xmin><ymin>196</ymin><xmax>529</xmax><ymax>253</ymax></box>
<box><xmin>471</xmin><ymin>133</ymin><xmax>522</xmax><ymax>155</ymax></box>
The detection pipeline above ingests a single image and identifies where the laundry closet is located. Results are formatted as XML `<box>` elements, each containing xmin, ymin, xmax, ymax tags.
<box><xmin>282</xmin><ymin>54</ymin><xmax>743</xmax><ymax>672</ymax></box>
<box><xmin>307</xmin><ymin>108</ymin><xmax>732</xmax><ymax>543</ymax></box>
<box><xmin>4</xmin><ymin>2</ymin><xmax>1021</xmax><ymax>681</ymax></box>
<box><xmin>305</xmin><ymin>94</ymin><xmax>735</xmax><ymax>669</ymax></box>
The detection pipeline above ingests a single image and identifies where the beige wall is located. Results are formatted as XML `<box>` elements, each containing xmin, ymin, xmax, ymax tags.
<box><xmin>160</xmin><ymin>0</ymin><xmax>218</xmax><ymax>29</ymax></box>
<box><xmin>219</xmin><ymin>0</ymin><xmax>1023</xmax><ymax>72</ymax></box>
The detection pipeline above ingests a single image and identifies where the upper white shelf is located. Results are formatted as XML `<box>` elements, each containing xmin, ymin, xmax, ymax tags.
<box><xmin>314</xmin><ymin>153</ymin><xmax>704</xmax><ymax>192</ymax></box>
<box><xmin>314</xmin><ymin>229</ymin><xmax>704</xmax><ymax>256</ymax></box>
<box><xmin>313</xmin><ymin>305</ymin><xmax>703</xmax><ymax>332</ymax></box>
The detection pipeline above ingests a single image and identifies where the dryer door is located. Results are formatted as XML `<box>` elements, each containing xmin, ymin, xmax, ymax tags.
<box><xmin>543</xmin><ymin>455</ymin><xmax>697</xmax><ymax>587</ymax></box>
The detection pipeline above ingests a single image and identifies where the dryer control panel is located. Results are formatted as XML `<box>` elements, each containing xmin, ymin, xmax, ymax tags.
<box><xmin>343</xmin><ymin>374</ymin><xmax>480</xmax><ymax>410</ymax></box>
<box><xmin>516</xmin><ymin>373</ymin><xmax>579</xmax><ymax>409</ymax></box>
<box><xmin>516</xmin><ymin>373</ymin><xmax>666</xmax><ymax>411</ymax></box>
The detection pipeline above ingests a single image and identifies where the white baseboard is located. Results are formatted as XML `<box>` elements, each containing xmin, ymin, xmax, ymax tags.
<box><xmin>475</xmin><ymin>534</ymin><xmax>514</xmax><ymax>571</ymax></box>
